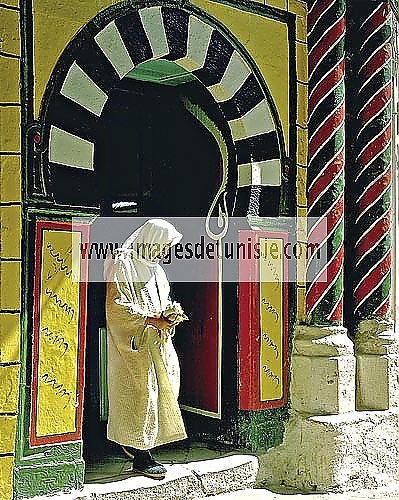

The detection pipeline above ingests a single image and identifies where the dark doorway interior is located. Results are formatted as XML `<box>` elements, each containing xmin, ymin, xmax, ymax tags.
<box><xmin>97</xmin><ymin>77</ymin><xmax>225</xmax><ymax>217</ymax></box>
<box><xmin>83</xmin><ymin>76</ymin><xmax>231</xmax><ymax>463</ymax></box>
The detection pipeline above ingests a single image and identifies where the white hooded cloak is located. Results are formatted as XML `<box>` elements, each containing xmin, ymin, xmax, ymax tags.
<box><xmin>104</xmin><ymin>219</ymin><xmax>187</xmax><ymax>450</ymax></box>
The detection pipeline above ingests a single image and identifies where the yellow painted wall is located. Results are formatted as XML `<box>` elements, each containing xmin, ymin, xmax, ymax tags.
<box><xmin>192</xmin><ymin>0</ymin><xmax>291</xmax><ymax>155</ymax></box>
<box><xmin>2</xmin><ymin>1</ymin><xmax>308</xmax><ymax>497</ymax></box>
<box><xmin>32</xmin><ymin>0</ymin><xmax>121</xmax><ymax>118</ymax></box>
<box><xmin>292</xmin><ymin>0</ymin><xmax>308</xmax><ymax>322</ymax></box>
<box><xmin>0</xmin><ymin>1</ymin><xmax>22</xmax><ymax>499</ymax></box>
<box><xmin>0</xmin><ymin>457</ymin><xmax>14</xmax><ymax>500</ymax></box>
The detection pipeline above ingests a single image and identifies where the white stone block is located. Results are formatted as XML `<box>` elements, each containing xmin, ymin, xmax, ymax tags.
<box><xmin>258</xmin><ymin>410</ymin><xmax>399</xmax><ymax>493</ymax></box>
<box><xmin>354</xmin><ymin>320</ymin><xmax>399</xmax><ymax>411</ymax></box>
<box><xmin>290</xmin><ymin>326</ymin><xmax>356</xmax><ymax>414</ymax></box>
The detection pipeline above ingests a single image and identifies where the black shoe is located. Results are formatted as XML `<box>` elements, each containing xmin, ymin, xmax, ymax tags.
<box><xmin>121</xmin><ymin>446</ymin><xmax>166</xmax><ymax>479</ymax></box>
<box><xmin>132</xmin><ymin>458</ymin><xmax>167</xmax><ymax>479</ymax></box>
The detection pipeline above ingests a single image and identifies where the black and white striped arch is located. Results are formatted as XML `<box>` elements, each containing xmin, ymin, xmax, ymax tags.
<box><xmin>47</xmin><ymin>6</ymin><xmax>282</xmax><ymax>189</ymax></box>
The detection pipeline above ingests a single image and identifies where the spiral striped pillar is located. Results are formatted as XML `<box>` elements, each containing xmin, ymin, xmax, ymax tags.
<box><xmin>306</xmin><ymin>0</ymin><xmax>346</xmax><ymax>325</ymax></box>
<box><xmin>351</xmin><ymin>2</ymin><xmax>392</xmax><ymax>324</ymax></box>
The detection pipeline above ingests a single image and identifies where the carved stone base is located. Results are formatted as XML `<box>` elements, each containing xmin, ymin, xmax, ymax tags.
<box><xmin>354</xmin><ymin>319</ymin><xmax>399</xmax><ymax>411</ymax></box>
<box><xmin>257</xmin><ymin>409</ymin><xmax>399</xmax><ymax>492</ymax></box>
<box><xmin>256</xmin><ymin>324</ymin><xmax>399</xmax><ymax>492</ymax></box>
<box><xmin>290</xmin><ymin>325</ymin><xmax>356</xmax><ymax>414</ymax></box>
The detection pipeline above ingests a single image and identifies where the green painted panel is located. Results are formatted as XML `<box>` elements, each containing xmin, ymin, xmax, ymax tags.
<box><xmin>126</xmin><ymin>60</ymin><xmax>196</xmax><ymax>86</ymax></box>
<box><xmin>14</xmin><ymin>460</ymin><xmax>84</xmax><ymax>499</ymax></box>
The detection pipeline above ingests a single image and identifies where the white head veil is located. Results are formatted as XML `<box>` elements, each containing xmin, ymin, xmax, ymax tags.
<box><xmin>122</xmin><ymin>218</ymin><xmax>182</xmax><ymax>264</ymax></box>
<box><xmin>104</xmin><ymin>219</ymin><xmax>183</xmax><ymax>318</ymax></box>
<box><xmin>104</xmin><ymin>218</ymin><xmax>182</xmax><ymax>281</ymax></box>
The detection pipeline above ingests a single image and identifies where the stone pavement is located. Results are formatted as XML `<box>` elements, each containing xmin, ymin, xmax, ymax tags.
<box><xmin>31</xmin><ymin>442</ymin><xmax>399</xmax><ymax>500</ymax></box>
<box><xmin>207</xmin><ymin>487</ymin><xmax>399</xmax><ymax>499</ymax></box>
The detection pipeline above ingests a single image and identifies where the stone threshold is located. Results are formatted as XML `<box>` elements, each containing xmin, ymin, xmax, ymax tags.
<box><xmin>27</xmin><ymin>453</ymin><xmax>259</xmax><ymax>500</ymax></box>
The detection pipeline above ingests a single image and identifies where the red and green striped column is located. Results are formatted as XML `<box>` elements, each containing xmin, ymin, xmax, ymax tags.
<box><xmin>306</xmin><ymin>0</ymin><xmax>346</xmax><ymax>325</ymax></box>
<box><xmin>346</xmin><ymin>1</ymin><xmax>396</xmax><ymax>411</ymax></box>
<box><xmin>352</xmin><ymin>2</ymin><xmax>392</xmax><ymax>324</ymax></box>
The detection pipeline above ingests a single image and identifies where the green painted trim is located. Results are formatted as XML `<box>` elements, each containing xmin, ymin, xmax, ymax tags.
<box><xmin>182</xmin><ymin>99</ymin><xmax>226</xmax><ymax>152</ymax></box>
<box><xmin>182</xmin><ymin>97</ymin><xmax>228</xmax><ymax>185</ymax></box>
<box><xmin>126</xmin><ymin>60</ymin><xmax>196</xmax><ymax>86</ymax></box>
<box><xmin>182</xmin><ymin>96</ymin><xmax>230</xmax><ymax>234</ymax></box>
<box><xmin>286</xmin><ymin>6</ymin><xmax>298</xmax><ymax>217</ymax></box>
<box><xmin>14</xmin><ymin>460</ymin><xmax>84</xmax><ymax>499</ymax></box>
<box><xmin>20</xmin><ymin>0</ymin><xmax>34</xmax><ymax>175</ymax></box>
<box><xmin>26</xmin><ymin>207</ymin><xmax>100</xmax><ymax>218</ymax></box>
<box><xmin>235</xmin><ymin>407</ymin><xmax>289</xmax><ymax>451</ymax></box>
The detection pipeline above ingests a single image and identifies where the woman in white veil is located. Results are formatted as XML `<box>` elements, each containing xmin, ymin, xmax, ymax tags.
<box><xmin>104</xmin><ymin>219</ymin><xmax>187</xmax><ymax>479</ymax></box>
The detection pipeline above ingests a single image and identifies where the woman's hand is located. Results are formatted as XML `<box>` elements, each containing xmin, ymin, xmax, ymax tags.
<box><xmin>146</xmin><ymin>316</ymin><xmax>173</xmax><ymax>332</ymax></box>
<box><xmin>162</xmin><ymin>301</ymin><xmax>188</xmax><ymax>325</ymax></box>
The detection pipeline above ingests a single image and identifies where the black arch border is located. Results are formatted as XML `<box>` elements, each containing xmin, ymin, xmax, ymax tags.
<box><xmin>25</xmin><ymin>0</ymin><xmax>297</xmax><ymax>217</ymax></box>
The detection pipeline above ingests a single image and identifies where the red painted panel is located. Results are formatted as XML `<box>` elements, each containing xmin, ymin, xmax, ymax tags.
<box><xmin>175</xmin><ymin>282</ymin><xmax>219</xmax><ymax>414</ymax></box>
<box><xmin>30</xmin><ymin>220</ymin><xmax>89</xmax><ymax>447</ymax></box>
<box><xmin>173</xmin><ymin>247</ymin><xmax>220</xmax><ymax>417</ymax></box>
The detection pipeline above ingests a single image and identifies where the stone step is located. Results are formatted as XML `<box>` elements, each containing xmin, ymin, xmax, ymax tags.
<box><xmin>29</xmin><ymin>454</ymin><xmax>258</xmax><ymax>500</ymax></box>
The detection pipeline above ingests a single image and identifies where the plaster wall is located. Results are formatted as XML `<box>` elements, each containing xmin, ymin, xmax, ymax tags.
<box><xmin>0</xmin><ymin>1</ymin><xmax>22</xmax><ymax>499</ymax></box>
<box><xmin>1</xmin><ymin>0</ymin><xmax>308</xmax><ymax>498</ymax></box>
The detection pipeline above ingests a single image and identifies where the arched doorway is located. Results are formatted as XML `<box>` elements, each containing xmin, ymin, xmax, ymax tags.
<box><xmin>35</xmin><ymin>5</ymin><xmax>285</xmax><ymax>214</ymax></box>
<box><xmin>83</xmin><ymin>63</ymin><xmax>231</xmax><ymax>462</ymax></box>
<box><xmin>32</xmin><ymin>2</ymin><xmax>288</xmax><ymax>466</ymax></box>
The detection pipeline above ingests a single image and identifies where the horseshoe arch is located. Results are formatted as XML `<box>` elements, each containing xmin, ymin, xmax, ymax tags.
<box><xmin>36</xmin><ymin>4</ymin><xmax>286</xmax><ymax>217</ymax></box>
